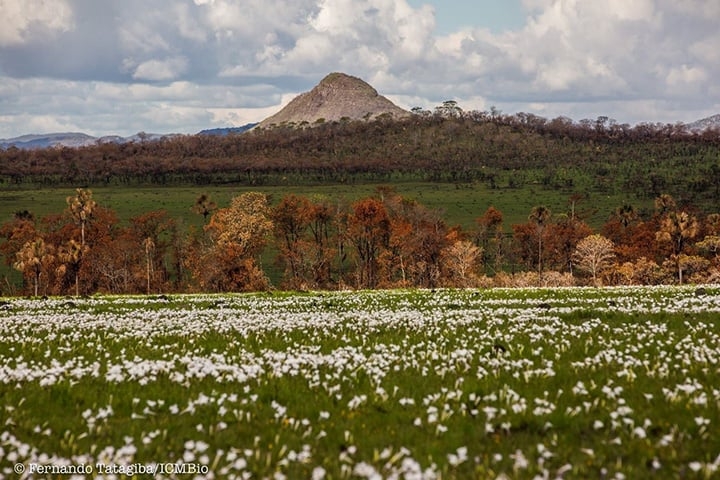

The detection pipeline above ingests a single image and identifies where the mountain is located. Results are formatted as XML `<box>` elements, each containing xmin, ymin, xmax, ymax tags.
<box><xmin>197</xmin><ymin>123</ymin><xmax>258</xmax><ymax>136</ymax></box>
<box><xmin>256</xmin><ymin>72</ymin><xmax>410</xmax><ymax>129</ymax></box>
<box><xmin>0</xmin><ymin>131</ymin><xmax>179</xmax><ymax>150</ymax></box>
<box><xmin>1</xmin><ymin>123</ymin><xmax>261</xmax><ymax>149</ymax></box>
<box><xmin>0</xmin><ymin>132</ymin><xmax>98</xmax><ymax>149</ymax></box>
<box><xmin>687</xmin><ymin>114</ymin><xmax>720</xmax><ymax>132</ymax></box>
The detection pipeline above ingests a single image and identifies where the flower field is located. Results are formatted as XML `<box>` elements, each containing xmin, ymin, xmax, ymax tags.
<box><xmin>1</xmin><ymin>286</ymin><xmax>719</xmax><ymax>479</ymax></box>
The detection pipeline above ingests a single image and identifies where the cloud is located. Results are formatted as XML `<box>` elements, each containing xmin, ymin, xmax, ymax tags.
<box><xmin>1</xmin><ymin>0</ymin><xmax>720</xmax><ymax>137</ymax></box>
<box><xmin>0</xmin><ymin>0</ymin><xmax>74</xmax><ymax>46</ymax></box>
<box><xmin>130</xmin><ymin>57</ymin><xmax>190</xmax><ymax>82</ymax></box>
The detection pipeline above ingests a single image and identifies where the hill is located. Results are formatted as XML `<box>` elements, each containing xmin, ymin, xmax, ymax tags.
<box><xmin>0</xmin><ymin>132</ymin><xmax>98</xmax><ymax>149</ymax></box>
<box><xmin>1</xmin><ymin>111</ymin><xmax>719</xmax><ymax>216</ymax></box>
<box><xmin>687</xmin><ymin>114</ymin><xmax>720</xmax><ymax>132</ymax></box>
<box><xmin>0</xmin><ymin>131</ymin><xmax>179</xmax><ymax>150</ymax></box>
<box><xmin>256</xmin><ymin>72</ymin><xmax>409</xmax><ymax>129</ymax></box>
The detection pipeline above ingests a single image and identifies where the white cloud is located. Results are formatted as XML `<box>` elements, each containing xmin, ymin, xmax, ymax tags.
<box><xmin>1</xmin><ymin>0</ymin><xmax>720</xmax><ymax>136</ymax></box>
<box><xmin>0</xmin><ymin>0</ymin><xmax>74</xmax><ymax>46</ymax></box>
<box><xmin>665</xmin><ymin>65</ymin><xmax>709</xmax><ymax>88</ymax></box>
<box><xmin>131</xmin><ymin>57</ymin><xmax>190</xmax><ymax>82</ymax></box>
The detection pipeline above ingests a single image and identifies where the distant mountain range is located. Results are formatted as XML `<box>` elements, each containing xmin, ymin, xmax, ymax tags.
<box><xmin>0</xmin><ymin>123</ymin><xmax>257</xmax><ymax>150</ymax></box>
<box><xmin>2</xmin><ymin>69</ymin><xmax>718</xmax><ymax>150</ymax></box>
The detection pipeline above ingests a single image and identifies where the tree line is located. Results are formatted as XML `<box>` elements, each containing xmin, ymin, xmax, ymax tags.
<box><xmin>3</xmin><ymin>188</ymin><xmax>719</xmax><ymax>296</ymax></box>
<box><xmin>1</xmin><ymin>112</ymin><xmax>720</xmax><ymax>209</ymax></box>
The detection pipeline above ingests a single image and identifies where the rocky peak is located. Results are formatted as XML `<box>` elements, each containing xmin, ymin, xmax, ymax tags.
<box><xmin>257</xmin><ymin>72</ymin><xmax>409</xmax><ymax>129</ymax></box>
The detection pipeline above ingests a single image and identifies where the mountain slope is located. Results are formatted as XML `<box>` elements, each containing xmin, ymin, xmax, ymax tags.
<box><xmin>687</xmin><ymin>114</ymin><xmax>720</xmax><ymax>132</ymax></box>
<box><xmin>257</xmin><ymin>72</ymin><xmax>409</xmax><ymax>129</ymax></box>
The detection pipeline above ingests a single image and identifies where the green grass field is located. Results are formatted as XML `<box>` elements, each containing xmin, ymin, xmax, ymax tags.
<box><xmin>1</xmin><ymin>286</ymin><xmax>718</xmax><ymax>479</ymax></box>
<box><xmin>0</xmin><ymin>181</ymin><xmax>650</xmax><ymax>232</ymax></box>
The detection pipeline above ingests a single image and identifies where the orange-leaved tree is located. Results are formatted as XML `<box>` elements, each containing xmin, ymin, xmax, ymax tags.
<box><xmin>272</xmin><ymin>194</ymin><xmax>314</xmax><ymax>288</ymax></box>
<box><xmin>347</xmin><ymin>197</ymin><xmax>390</xmax><ymax>289</ymax></box>
<box><xmin>476</xmin><ymin>206</ymin><xmax>504</xmax><ymax>273</ymax></box>
<box><xmin>197</xmin><ymin>192</ymin><xmax>274</xmax><ymax>291</ymax></box>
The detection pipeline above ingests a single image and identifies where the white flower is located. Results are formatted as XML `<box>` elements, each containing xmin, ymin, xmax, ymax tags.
<box><xmin>511</xmin><ymin>449</ymin><xmax>528</xmax><ymax>470</ymax></box>
<box><xmin>695</xmin><ymin>416</ymin><xmax>710</xmax><ymax>426</ymax></box>
<box><xmin>448</xmin><ymin>446</ymin><xmax>468</xmax><ymax>466</ymax></box>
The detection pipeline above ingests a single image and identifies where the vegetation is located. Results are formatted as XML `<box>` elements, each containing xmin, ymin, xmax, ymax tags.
<box><xmin>1</xmin><ymin>112</ymin><xmax>719</xmax><ymax>211</ymax></box>
<box><xmin>1</xmin><ymin>184</ymin><xmax>719</xmax><ymax>296</ymax></box>
<box><xmin>1</xmin><ymin>287</ymin><xmax>719</xmax><ymax>478</ymax></box>
<box><xmin>2</xmin><ymin>110</ymin><xmax>720</xmax><ymax>295</ymax></box>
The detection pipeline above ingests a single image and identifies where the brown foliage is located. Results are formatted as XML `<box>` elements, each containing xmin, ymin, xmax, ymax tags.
<box><xmin>5</xmin><ymin>186</ymin><xmax>720</xmax><ymax>295</ymax></box>
<box><xmin>346</xmin><ymin>198</ymin><xmax>390</xmax><ymax>288</ymax></box>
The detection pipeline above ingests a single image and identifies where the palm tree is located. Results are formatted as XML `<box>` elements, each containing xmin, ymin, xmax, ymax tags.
<box><xmin>58</xmin><ymin>239</ymin><xmax>85</xmax><ymax>296</ymax></box>
<box><xmin>192</xmin><ymin>194</ymin><xmax>217</xmax><ymax>223</ymax></box>
<box><xmin>66</xmin><ymin>188</ymin><xmax>96</xmax><ymax>247</ymax></box>
<box><xmin>656</xmin><ymin>211</ymin><xmax>699</xmax><ymax>284</ymax></box>
<box><xmin>614</xmin><ymin>204</ymin><xmax>638</xmax><ymax>228</ymax></box>
<box><xmin>13</xmin><ymin>238</ymin><xmax>54</xmax><ymax>296</ymax></box>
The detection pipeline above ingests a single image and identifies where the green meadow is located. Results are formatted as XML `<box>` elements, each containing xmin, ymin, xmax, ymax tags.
<box><xmin>0</xmin><ymin>181</ymin><xmax>649</xmax><ymax>231</ymax></box>
<box><xmin>1</xmin><ymin>286</ymin><xmax>719</xmax><ymax>479</ymax></box>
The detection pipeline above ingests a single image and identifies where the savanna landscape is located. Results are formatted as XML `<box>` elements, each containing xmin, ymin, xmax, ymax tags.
<box><xmin>2</xmin><ymin>106</ymin><xmax>720</xmax><ymax>479</ymax></box>
<box><xmin>1</xmin><ymin>287</ymin><xmax>720</xmax><ymax>479</ymax></box>
<box><xmin>2</xmin><ymin>110</ymin><xmax>720</xmax><ymax>294</ymax></box>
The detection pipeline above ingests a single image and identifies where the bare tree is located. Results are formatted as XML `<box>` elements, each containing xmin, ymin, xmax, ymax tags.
<box><xmin>143</xmin><ymin>237</ymin><xmax>155</xmax><ymax>294</ymax></box>
<box><xmin>572</xmin><ymin>234</ymin><xmax>616</xmax><ymax>286</ymax></box>
<box><xmin>442</xmin><ymin>240</ymin><xmax>481</xmax><ymax>287</ymax></box>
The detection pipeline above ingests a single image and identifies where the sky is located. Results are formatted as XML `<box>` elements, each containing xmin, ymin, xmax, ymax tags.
<box><xmin>1</xmin><ymin>0</ymin><xmax>719</xmax><ymax>138</ymax></box>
